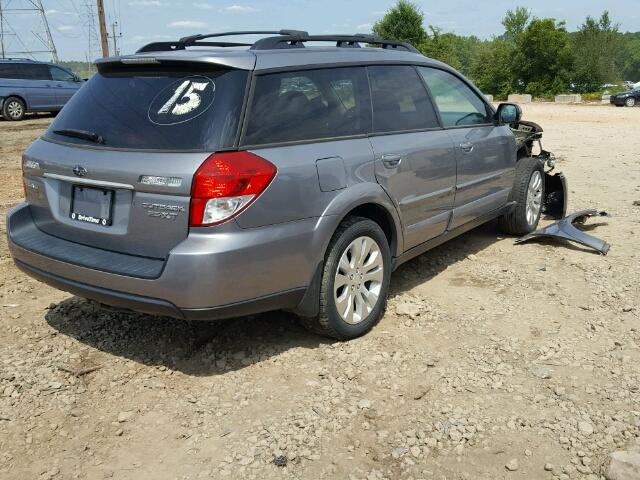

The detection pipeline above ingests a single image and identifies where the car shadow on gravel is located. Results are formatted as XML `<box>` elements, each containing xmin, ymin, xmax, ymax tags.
<box><xmin>45</xmin><ymin>300</ymin><xmax>332</xmax><ymax>376</ymax></box>
<box><xmin>44</xmin><ymin>221</ymin><xmax>503</xmax><ymax>376</ymax></box>
<box><xmin>0</xmin><ymin>112</ymin><xmax>56</xmax><ymax>122</ymax></box>
<box><xmin>390</xmin><ymin>220</ymin><xmax>502</xmax><ymax>294</ymax></box>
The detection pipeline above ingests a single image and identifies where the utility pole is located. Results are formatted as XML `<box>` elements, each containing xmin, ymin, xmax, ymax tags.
<box><xmin>109</xmin><ymin>21</ymin><xmax>122</xmax><ymax>56</ymax></box>
<box><xmin>96</xmin><ymin>0</ymin><xmax>109</xmax><ymax>57</ymax></box>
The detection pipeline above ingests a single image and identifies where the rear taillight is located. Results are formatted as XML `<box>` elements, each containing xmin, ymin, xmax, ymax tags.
<box><xmin>189</xmin><ymin>151</ymin><xmax>276</xmax><ymax>227</ymax></box>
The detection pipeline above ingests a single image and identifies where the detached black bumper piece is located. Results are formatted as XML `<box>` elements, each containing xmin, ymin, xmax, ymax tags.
<box><xmin>515</xmin><ymin>209</ymin><xmax>610</xmax><ymax>255</ymax></box>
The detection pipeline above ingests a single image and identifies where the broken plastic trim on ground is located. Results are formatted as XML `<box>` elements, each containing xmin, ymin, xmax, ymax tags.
<box><xmin>515</xmin><ymin>209</ymin><xmax>611</xmax><ymax>255</ymax></box>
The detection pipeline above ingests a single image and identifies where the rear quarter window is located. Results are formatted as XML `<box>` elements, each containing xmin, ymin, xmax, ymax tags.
<box><xmin>243</xmin><ymin>67</ymin><xmax>371</xmax><ymax>146</ymax></box>
<box><xmin>44</xmin><ymin>64</ymin><xmax>248</xmax><ymax>151</ymax></box>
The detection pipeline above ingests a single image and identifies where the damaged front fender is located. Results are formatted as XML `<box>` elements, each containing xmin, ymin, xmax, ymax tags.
<box><xmin>543</xmin><ymin>167</ymin><xmax>567</xmax><ymax>220</ymax></box>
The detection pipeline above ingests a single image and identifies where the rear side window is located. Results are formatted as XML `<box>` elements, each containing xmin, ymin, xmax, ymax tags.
<box><xmin>0</xmin><ymin>64</ymin><xmax>21</xmax><ymax>79</ymax></box>
<box><xmin>243</xmin><ymin>67</ymin><xmax>371</xmax><ymax>146</ymax></box>
<box><xmin>418</xmin><ymin>67</ymin><xmax>491</xmax><ymax>127</ymax></box>
<box><xmin>20</xmin><ymin>64</ymin><xmax>52</xmax><ymax>80</ymax></box>
<box><xmin>45</xmin><ymin>65</ymin><xmax>248</xmax><ymax>151</ymax></box>
<box><xmin>368</xmin><ymin>65</ymin><xmax>439</xmax><ymax>133</ymax></box>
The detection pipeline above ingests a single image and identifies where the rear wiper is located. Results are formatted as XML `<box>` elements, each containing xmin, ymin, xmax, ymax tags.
<box><xmin>53</xmin><ymin>128</ymin><xmax>105</xmax><ymax>145</ymax></box>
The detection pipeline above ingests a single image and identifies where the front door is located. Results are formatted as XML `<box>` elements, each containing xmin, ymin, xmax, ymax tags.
<box><xmin>418</xmin><ymin>67</ymin><xmax>516</xmax><ymax>230</ymax></box>
<box><xmin>368</xmin><ymin>65</ymin><xmax>457</xmax><ymax>251</ymax></box>
<box><xmin>49</xmin><ymin>65</ymin><xmax>80</xmax><ymax>108</ymax></box>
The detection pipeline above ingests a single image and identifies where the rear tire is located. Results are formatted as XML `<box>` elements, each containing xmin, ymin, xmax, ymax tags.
<box><xmin>2</xmin><ymin>97</ymin><xmax>26</xmax><ymax>121</ymax></box>
<box><xmin>498</xmin><ymin>157</ymin><xmax>545</xmax><ymax>235</ymax></box>
<box><xmin>300</xmin><ymin>216</ymin><xmax>391</xmax><ymax>340</ymax></box>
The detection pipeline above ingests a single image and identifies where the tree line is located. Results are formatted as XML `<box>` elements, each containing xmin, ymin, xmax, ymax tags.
<box><xmin>373</xmin><ymin>1</ymin><xmax>640</xmax><ymax>99</ymax></box>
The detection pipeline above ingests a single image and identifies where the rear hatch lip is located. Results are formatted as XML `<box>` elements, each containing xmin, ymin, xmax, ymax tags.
<box><xmin>40</xmin><ymin>135</ymin><xmax>238</xmax><ymax>154</ymax></box>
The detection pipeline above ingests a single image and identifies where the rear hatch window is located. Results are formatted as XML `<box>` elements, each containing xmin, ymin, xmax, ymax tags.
<box><xmin>44</xmin><ymin>63</ymin><xmax>248</xmax><ymax>151</ymax></box>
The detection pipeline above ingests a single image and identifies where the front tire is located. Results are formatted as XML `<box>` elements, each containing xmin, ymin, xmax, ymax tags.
<box><xmin>300</xmin><ymin>216</ymin><xmax>391</xmax><ymax>340</ymax></box>
<box><xmin>499</xmin><ymin>157</ymin><xmax>545</xmax><ymax>235</ymax></box>
<box><xmin>2</xmin><ymin>97</ymin><xmax>26</xmax><ymax>121</ymax></box>
<box><xmin>625</xmin><ymin>97</ymin><xmax>636</xmax><ymax>107</ymax></box>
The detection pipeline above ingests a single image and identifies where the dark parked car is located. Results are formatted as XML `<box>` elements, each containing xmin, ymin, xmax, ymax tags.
<box><xmin>0</xmin><ymin>58</ymin><xmax>83</xmax><ymax>120</ymax></box>
<box><xmin>7</xmin><ymin>30</ymin><xmax>565</xmax><ymax>339</ymax></box>
<box><xmin>610</xmin><ymin>86</ymin><xmax>640</xmax><ymax>107</ymax></box>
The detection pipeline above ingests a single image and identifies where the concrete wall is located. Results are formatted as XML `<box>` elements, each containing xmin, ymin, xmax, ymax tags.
<box><xmin>484</xmin><ymin>94</ymin><xmax>494</xmax><ymax>103</ymax></box>
<box><xmin>507</xmin><ymin>94</ymin><xmax>532</xmax><ymax>103</ymax></box>
<box><xmin>555</xmin><ymin>94</ymin><xmax>582</xmax><ymax>104</ymax></box>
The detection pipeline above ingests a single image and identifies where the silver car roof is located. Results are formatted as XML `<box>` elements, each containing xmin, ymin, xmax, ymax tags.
<box><xmin>101</xmin><ymin>46</ymin><xmax>450</xmax><ymax>72</ymax></box>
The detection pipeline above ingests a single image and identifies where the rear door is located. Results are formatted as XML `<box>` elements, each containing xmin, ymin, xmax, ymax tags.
<box><xmin>24</xmin><ymin>63</ymin><xmax>249</xmax><ymax>259</ymax></box>
<box><xmin>368</xmin><ymin>65</ymin><xmax>456</xmax><ymax>251</ymax></box>
<box><xmin>238</xmin><ymin>66</ymin><xmax>375</xmax><ymax>227</ymax></box>
<box><xmin>418</xmin><ymin>67</ymin><xmax>516</xmax><ymax>230</ymax></box>
<box><xmin>48</xmin><ymin>65</ymin><xmax>80</xmax><ymax>107</ymax></box>
<box><xmin>19</xmin><ymin>63</ymin><xmax>56</xmax><ymax>110</ymax></box>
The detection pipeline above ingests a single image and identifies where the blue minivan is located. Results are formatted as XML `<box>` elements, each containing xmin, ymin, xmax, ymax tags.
<box><xmin>0</xmin><ymin>58</ymin><xmax>83</xmax><ymax>121</ymax></box>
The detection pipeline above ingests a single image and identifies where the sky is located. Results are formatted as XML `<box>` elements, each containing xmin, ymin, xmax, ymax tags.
<box><xmin>2</xmin><ymin>0</ymin><xmax>639</xmax><ymax>61</ymax></box>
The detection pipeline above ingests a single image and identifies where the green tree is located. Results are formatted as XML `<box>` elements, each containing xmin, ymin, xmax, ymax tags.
<box><xmin>620</xmin><ymin>33</ymin><xmax>640</xmax><ymax>81</ymax></box>
<box><xmin>572</xmin><ymin>11</ymin><xmax>624</xmax><ymax>92</ymax></box>
<box><xmin>512</xmin><ymin>18</ymin><xmax>573</xmax><ymax>96</ymax></box>
<box><xmin>502</xmin><ymin>6</ymin><xmax>531</xmax><ymax>39</ymax></box>
<box><xmin>372</xmin><ymin>0</ymin><xmax>427</xmax><ymax>47</ymax></box>
<box><xmin>421</xmin><ymin>27</ymin><xmax>481</xmax><ymax>75</ymax></box>
<box><xmin>470</xmin><ymin>39</ymin><xmax>516</xmax><ymax>98</ymax></box>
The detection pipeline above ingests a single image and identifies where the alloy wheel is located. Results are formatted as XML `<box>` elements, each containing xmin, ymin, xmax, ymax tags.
<box><xmin>333</xmin><ymin>236</ymin><xmax>384</xmax><ymax>325</ymax></box>
<box><xmin>526</xmin><ymin>170</ymin><xmax>543</xmax><ymax>226</ymax></box>
<box><xmin>6</xmin><ymin>100</ymin><xmax>23</xmax><ymax>119</ymax></box>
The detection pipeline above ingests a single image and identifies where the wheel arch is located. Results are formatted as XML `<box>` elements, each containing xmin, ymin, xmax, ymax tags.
<box><xmin>1</xmin><ymin>93</ymin><xmax>29</xmax><ymax>115</ymax></box>
<box><xmin>293</xmin><ymin>185</ymin><xmax>403</xmax><ymax>318</ymax></box>
<box><xmin>321</xmin><ymin>183</ymin><xmax>404</xmax><ymax>258</ymax></box>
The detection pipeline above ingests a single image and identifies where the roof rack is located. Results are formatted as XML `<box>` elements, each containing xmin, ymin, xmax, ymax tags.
<box><xmin>136</xmin><ymin>30</ymin><xmax>308</xmax><ymax>53</ymax></box>
<box><xmin>136</xmin><ymin>30</ymin><xmax>419</xmax><ymax>54</ymax></box>
<box><xmin>0</xmin><ymin>57</ymin><xmax>36</xmax><ymax>62</ymax></box>
<box><xmin>252</xmin><ymin>33</ymin><xmax>419</xmax><ymax>53</ymax></box>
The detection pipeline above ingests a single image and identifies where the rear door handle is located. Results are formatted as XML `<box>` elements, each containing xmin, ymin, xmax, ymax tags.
<box><xmin>459</xmin><ymin>142</ymin><xmax>474</xmax><ymax>153</ymax></box>
<box><xmin>381</xmin><ymin>154</ymin><xmax>402</xmax><ymax>168</ymax></box>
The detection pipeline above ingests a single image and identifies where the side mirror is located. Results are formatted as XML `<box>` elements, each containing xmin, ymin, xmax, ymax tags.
<box><xmin>496</xmin><ymin>103</ymin><xmax>522</xmax><ymax>125</ymax></box>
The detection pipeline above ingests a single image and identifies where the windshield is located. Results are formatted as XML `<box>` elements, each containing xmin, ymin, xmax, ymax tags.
<box><xmin>44</xmin><ymin>64</ymin><xmax>248</xmax><ymax>151</ymax></box>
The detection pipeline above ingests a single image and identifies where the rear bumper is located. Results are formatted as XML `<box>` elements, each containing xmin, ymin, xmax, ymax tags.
<box><xmin>7</xmin><ymin>203</ymin><xmax>334</xmax><ymax>319</ymax></box>
<box><xmin>13</xmin><ymin>260</ymin><xmax>305</xmax><ymax>319</ymax></box>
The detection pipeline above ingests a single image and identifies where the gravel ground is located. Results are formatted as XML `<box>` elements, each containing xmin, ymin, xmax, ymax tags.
<box><xmin>0</xmin><ymin>104</ymin><xmax>639</xmax><ymax>480</ymax></box>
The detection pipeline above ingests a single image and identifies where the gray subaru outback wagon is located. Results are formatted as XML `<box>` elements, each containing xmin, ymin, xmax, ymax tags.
<box><xmin>7</xmin><ymin>30</ymin><xmax>553</xmax><ymax>339</ymax></box>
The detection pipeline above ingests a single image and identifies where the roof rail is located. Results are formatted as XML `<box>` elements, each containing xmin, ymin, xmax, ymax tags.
<box><xmin>251</xmin><ymin>33</ymin><xmax>420</xmax><ymax>53</ymax></box>
<box><xmin>135</xmin><ymin>30</ymin><xmax>419</xmax><ymax>54</ymax></box>
<box><xmin>0</xmin><ymin>57</ymin><xmax>36</xmax><ymax>62</ymax></box>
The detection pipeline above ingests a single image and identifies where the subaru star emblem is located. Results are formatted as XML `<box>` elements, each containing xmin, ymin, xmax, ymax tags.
<box><xmin>72</xmin><ymin>165</ymin><xmax>87</xmax><ymax>177</ymax></box>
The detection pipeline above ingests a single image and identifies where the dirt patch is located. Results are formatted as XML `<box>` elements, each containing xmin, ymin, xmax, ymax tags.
<box><xmin>0</xmin><ymin>104</ymin><xmax>639</xmax><ymax>479</ymax></box>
